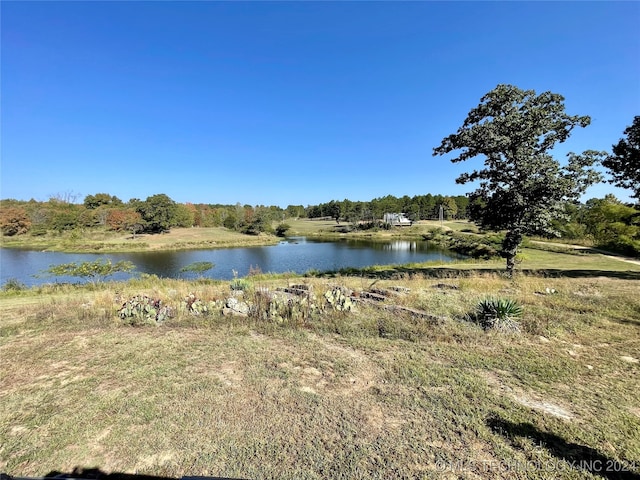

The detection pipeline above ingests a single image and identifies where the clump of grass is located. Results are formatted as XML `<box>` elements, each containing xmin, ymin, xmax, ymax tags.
<box><xmin>2</xmin><ymin>278</ymin><xmax>27</xmax><ymax>292</ymax></box>
<box><xmin>230</xmin><ymin>278</ymin><xmax>252</xmax><ymax>292</ymax></box>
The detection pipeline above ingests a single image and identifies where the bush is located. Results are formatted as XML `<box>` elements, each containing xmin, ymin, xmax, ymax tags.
<box><xmin>598</xmin><ymin>236</ymin><xmax>640</xmax><ymax>257</ymax></box>
<box><xmin>275</xmin><ymin>223</ymin><xmax>291</xmax><ymax>237</ymax></box>
<box><xmin>0</xmin><ymin>206</ymin><xmax>31</xmax><ymax>236</ymax></box>
<box><xmin>351</xmin><ymin>221</ymin><xmax>386</xmax><ymax>231</ymax></box>
<box><xmin>423</xmin><ymin>230</ymin><xmax>500</xmax><ymax>259</ymax></box>
<box><xmin>2</xmin><ymin>278</ymin><xmax>26</xmax><ymax>292</ymax></box>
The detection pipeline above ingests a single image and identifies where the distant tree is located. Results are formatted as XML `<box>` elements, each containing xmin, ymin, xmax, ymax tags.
<box><xmin>433</xmin><ymin>84</ymin><xmax>603</xmax><ymax>275</ymax></box>
<box><xmin>84</xmin><ymin>193</ymin><xmax>123</xmax><ymax>209</ymax></box>
<box><xmin>107</xmin><ymin>209</ymin><xmax>144</xmax><ymax>236</ymax></box>
<box><xmin>172</xmin><ymin>203</ymin><xmax>196</xmax><ymax>228</ymax></box>
<box><xmin>602</xmin><ymin>116</ymin><xmax>640</xmax><ymax>202</ymax></box>
<box><xmin>137</xmin><ymin>194</ymin><xmax>177</xmax><ymax>233</ymax></box>
<box><xmin>406</xmin><ymin>203</ymin><xmax>421</xmax><ymax>221</ymax></box>
<box><xmin>583</xmin><ymin>195</ymin><xmax>640</xmax><ymax>255</ymax></box>
<box><xmin>285</xmin><ymin>205</ymin><xmax>306</xmax><ymax>218</ymax></box>
<box><xmin>328</xmin><ymin>201</ymin><xmax>341</xmax><ymax>223</ymax></box>
<box><xmin>0</xmin><ymin>206</ymin><xmax>31</xmax><ymax>236</ymax></box>
<box><xmin>184</xmin><ymin>203</ymin><xmax>201</xmax><ymax>226</ymax></box>
<box><xmin>78</xmin><ymin>209</ymin><xmax>102</xmax><ymax>228</ymax></box>
<box><xmin>417</xmin><ymin>194</ymin><xmax>436</xmax><ymax>220</ymax></box>
<box><xmin>453</xmin><ymin>195</ymin><xmax>470</xmax><ymax>219</ymax></box>
<box><xmin>51</xmin><ymin>205</ymin><xmax>82</xmax><ymax>232</ymax></box>
<box><xmin>223</xmin><ymin>212</ymin><xmax>238</xmax><ymax>230</ymax></box>
<box><xmin>442</xmin><ymin>197</ymin><xmax>458</xmax><ymax>219</ymax></box>
<box><xmin>242</xmin><ymin>207</ymin><xmax>272</xmax><ymax>235</ymax></box>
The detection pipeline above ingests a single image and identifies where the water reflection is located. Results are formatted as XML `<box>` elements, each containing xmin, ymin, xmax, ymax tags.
<box><xmin>382</xmin><ymin>241</ymin><xmax>416</xmax><ymax>251</ymax></box>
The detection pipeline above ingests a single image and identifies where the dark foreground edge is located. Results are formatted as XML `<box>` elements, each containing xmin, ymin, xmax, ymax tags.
<box><xmin>1</xmin><ymin>470</ymin><xmax>248</xmax><ymax>480</ymax></box>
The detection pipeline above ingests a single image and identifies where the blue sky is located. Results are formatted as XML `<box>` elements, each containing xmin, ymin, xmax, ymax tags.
<box><xmin>1</xmin><ymin>1</ymin><xmax>639</xmax><ymax>207</ymax></box>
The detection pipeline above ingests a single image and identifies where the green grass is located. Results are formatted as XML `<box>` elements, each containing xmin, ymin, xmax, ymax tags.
<box><xmin>419</xmin><ymin>219</ymin><xmax>480</xmax><ymax>232</ymax></box>
<box><xmin>1</xmin><ymin>270</ymin><xmax>639</xmax><ymax>478</ymax></box>
<box><xmin>284</xmin><ymin>218</ymin><xmax>341</xmax><ymax>236</ymax></box>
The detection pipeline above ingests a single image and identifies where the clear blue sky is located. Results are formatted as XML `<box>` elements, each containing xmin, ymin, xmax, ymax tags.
<box><xmin>2</xmin><ymin>1</ymin><xmax>639</xmax><ymax>207</ymax></box>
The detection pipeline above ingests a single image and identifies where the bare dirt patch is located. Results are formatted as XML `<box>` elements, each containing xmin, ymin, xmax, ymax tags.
<box><xmin>482</xmin><ymin>370</ymin><xmax>574</xmax><ymax>420</ymax></box>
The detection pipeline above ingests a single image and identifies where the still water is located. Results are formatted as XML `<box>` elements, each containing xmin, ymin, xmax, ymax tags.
<box><xmin>0</xmin><ymin>237</ymin><xmax>464</xmax><ymax>287</ymax></box>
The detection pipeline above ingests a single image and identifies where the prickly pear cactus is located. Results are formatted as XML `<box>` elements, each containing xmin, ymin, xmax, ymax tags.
<box><xmin>182</xmin><ymin>293</ymin><xmax>219</xmax><ymax>316</ymax></box>
<box><xmin>324</xmin><ymin>287</ymin><xmax>354</xmax><ymax>311</ymax></box>
<box><xmin>119</xmin><ymin>295</ymin><xmax>173</xmax><ymax>325</ymax></box>
<box><xmin>251</xmin><ymin>291</ymin><xmax>320</xmax><ymax>324</ymax></box>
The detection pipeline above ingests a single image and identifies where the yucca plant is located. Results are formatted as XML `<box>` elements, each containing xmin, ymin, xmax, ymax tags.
<box><xmin>474</xmin><ymin>297</ymin><xmax>523</xmax><ymax>332</ymax></box>
<box><xmin>230</xmin><ymin>278</ymin><xmax>252</xmax><ymax>292</ymax></box>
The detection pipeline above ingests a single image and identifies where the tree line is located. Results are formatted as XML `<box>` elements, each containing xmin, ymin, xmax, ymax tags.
<box><xmin>306</xmin><ymin>194</ymin><xmax>469</xmax><ymax>223</ymax></box>
<box><xmin>0</xmin><ymin>191</ymin><xmax>470</xmax><ymax>238</ymax></box>
<box><xmin>0</xmin><ymin>194</ymin><xmax>288</xmax><ymax>237</ymax></box>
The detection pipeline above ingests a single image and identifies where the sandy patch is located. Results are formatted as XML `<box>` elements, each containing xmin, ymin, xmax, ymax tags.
<box><xmin>620</xmin><ymin>356</ymin><xmax>639</xmax><ymax>364</ymax></box>
<box><xmin>482</xmin><ymin>370</ymin><xmax>574</xmax><ymax>420</ymax></box>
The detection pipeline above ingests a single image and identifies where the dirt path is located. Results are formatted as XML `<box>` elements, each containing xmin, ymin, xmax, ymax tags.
<box><xmin>529</xmin><ymin>240</ymin><xmax>640</xmax><ymax>266</ymax></box>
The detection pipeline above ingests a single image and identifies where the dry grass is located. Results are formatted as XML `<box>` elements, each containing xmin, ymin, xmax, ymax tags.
<box><xmin>284</xmin><ymin>219</ymin><xmax>477</xmax><ymax>239</ymax></box>
<box><xmin>1</xmin><ymin>228</ymin><xmax>279</xmax><ymax>253</ymax></box>
<box><xmin>1</xmin><ymin>274</ymin><xmax>639</xmax><ymax>479</ymax></box>
<box><xmin>108</xmin><ymin>228</ymin><xmax>280</xmax><ymax>251</ymax></box>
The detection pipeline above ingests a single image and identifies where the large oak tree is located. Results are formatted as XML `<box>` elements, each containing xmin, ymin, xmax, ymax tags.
<box><xmin>433</xmin><ymin>84</ymin><xmax>603</xmax><ymax>275</ymax></box>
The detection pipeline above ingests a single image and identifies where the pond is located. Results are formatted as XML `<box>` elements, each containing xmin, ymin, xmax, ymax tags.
<box><xmin>0</xmin><ymin>237</ymin><xmax>465</xmax><ymax>287</ymax></box>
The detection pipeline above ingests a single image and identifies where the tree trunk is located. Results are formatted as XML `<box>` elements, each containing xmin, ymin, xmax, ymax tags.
<box><xmin>502</xmin><ymin>228</ymin><xmax>523</xmax><ymax>277</ymax></box>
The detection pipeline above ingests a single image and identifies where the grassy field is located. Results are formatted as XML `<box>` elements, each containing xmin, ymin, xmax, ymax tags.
<box><xmin>284</xmin><ymin>219</ymin><xmax>475</xmax><ymax>239</ymax></box>
<box><xmin>0</xmin><ymin>227</ymin><xmax>280</xmax><ymax>253</ymax></box>
<box><xmin>1</xmin><ymin>262</ymin><xmax>639</xmax><ymax>479</ymax></box>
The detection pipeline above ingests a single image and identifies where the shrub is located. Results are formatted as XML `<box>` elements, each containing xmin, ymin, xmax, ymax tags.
<box><xmin>0</xmin><ymin>206</ymin><xmax>31</xmax><ymax>236</ymax></box>
<box><xmin>2</xmin><ymin>278</ymin><xmax>27</xmax><ymax>292</ymax></box>
<box><xmin>422</xmin><ymin>230</ymin><xmax>500</xmax><ymax>259</ymax></box>
<box><xmin>275</xmin><ymin>223</ymin><xmax>291</xmax><ymax>237</ymax></box>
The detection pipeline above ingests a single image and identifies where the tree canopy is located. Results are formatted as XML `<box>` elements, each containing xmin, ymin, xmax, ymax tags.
<box><xmin>602</xmin><ymin>116</ymin><xmax>640</xmax><ymax>202</ymax></box>
<box><xmin>433</xmin><ymin>84</ymin><xmax>603</xmax><ymax>274</ymax></box>
<box><xmin>136</xmin><ymin>194</ymin><xmax>177</xmax><ymax>233</ymax></box>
